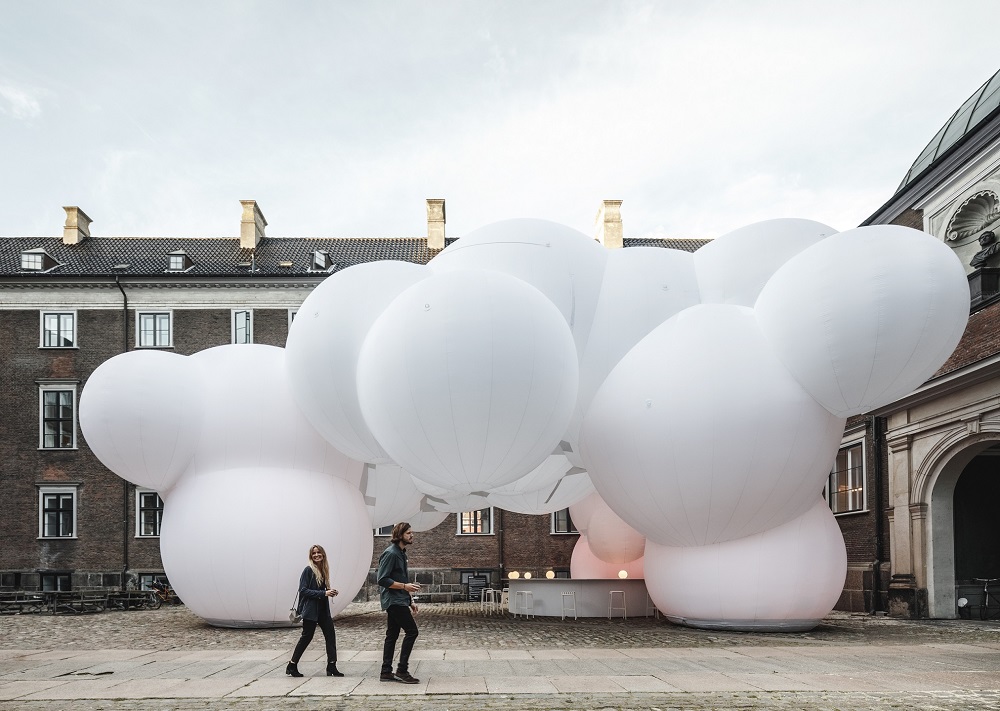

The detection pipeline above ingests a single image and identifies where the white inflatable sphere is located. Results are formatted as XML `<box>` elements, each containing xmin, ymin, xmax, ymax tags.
<box><xmin>568</xmin><ymin>491</ymin><xmax>603</xmax><ymax>537</ymax></box>
<box><xmin>424</xmin><ymin>491</ymin><xmax>492</xmax><ymax>514</ymax></box>
<box><xmin>694</xmin><ymin>218</ymin><xmax>836</xmax><ymax>306</ymax></box>
<box><xmin>487</xmin><ymin>453</ymin><xmax>579</xmax><ymax>496</ymax></box>
<box><xmin>160</xmin><ymin>468</ymin><xmax>373</xmax><ymax>627</ymax></box>
<box><xmin>188</xmin><ymin>345</ymin><xmax>363</xmax><ymax>486</ymax></box>
<box><xmin>363</xmin><ymin>463</ymin><xmax>425</xmax><ymax>529</ymax></box>
<box><xmin>570</xmin><ymin>536</ymin><xmax>645</xmax><ymax>579</ymax></box>
<box><xmin>431</xmin><ymin>219</ymin><xmax>607</xmax><ymax>355</ymax></box>
<box><xmin>487</xmin><ymin>470</ymin><xmax>595</xmax><ymax>515</ymax></box>
<box><xmin>586</xmin><ymin>498</ymin><xmax>646</xmax><ymax>565</ymax></box>
<box><xmin>285</xmin><ymin>261</ymin><xmax>428</xmax><ymax>463</ymax></box>
<box><xmin>406</xmin><ymin>509</ymin><xmax>450</xmax><ymax>532</ymax></box>
<box><xmin>756</xmin><ymin>225</ymin><xmax>970</xmax><ymax>417</ymax></box>
<box><xmin>79</xmin><ymin>350</ymin><xmax>202</xmax><ymax>494</ymax></box>
<box><xmin>581</xmin><ymin>304</ymin><xmax>845</xmax><ymax>547</ymax></box>
<box><xmin>644</xmin><ymin>499</ymin><xmax>846</xmax><ymax>631</ymax></box>
<box><xmin>358</xmin><ymin>269</ymin><xmax>579</xmax><ymax>491</ymax></box>
<box><xmin>564</xmin><ymin>247</ymin><xmax>701</xmax><ymax>467</ymax></box>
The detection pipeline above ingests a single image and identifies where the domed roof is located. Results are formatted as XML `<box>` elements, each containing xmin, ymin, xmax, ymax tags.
<box><xmin>899</xmin><ymin>68</ymin><xmax>1000</xmax><ymax>191</ymax></box>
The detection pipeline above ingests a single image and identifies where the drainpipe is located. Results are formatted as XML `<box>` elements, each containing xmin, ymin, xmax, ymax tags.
<box><xmin>872</xmin><ymin>415</ymin><xmax>887</xmax><ymax>614</ymax></box>
<box><xmin>496</xmin><ymin>509</ymin><xmax>504</xmax><ymax>584</ymax></box>
<box><xmin>115</xmin><ymin>276</ymin><xmax>130</xmax><ymax>586</ymax></box>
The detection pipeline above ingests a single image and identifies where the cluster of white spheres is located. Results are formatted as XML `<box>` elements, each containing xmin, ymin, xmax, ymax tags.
<box><xmin>80</xmin><ymin>216</ymin><xmax>969</xmax><ymax>631</ymax></box>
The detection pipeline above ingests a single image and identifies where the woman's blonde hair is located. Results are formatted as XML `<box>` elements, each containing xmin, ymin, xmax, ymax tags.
<box><xmin>307</xmin><ymin>544</ymin><xmax>330</xmax><ymax>589</ymax></box>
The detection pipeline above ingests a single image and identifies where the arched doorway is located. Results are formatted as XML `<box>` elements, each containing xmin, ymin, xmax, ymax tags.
<box><xmin>927</xmin><ymin>437</ymin><xmax>1000</xmax><ymax>618</ymax></box>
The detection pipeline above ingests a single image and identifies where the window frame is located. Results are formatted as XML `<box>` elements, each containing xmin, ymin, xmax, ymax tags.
<box><xmin>457</xmin><ymin>507</ymin><xmax>494</xmax><ymax>536</ymax></box>
<box><xmin>136</xmin><ymin>310</ymin><xmax>173</xmax><ymax>348</ymax></box>
<box><xmin>374</xmin><ymin>525</ymin><xmax>393</xmax><ymax>537</ymax></box>
<box><xmin>550</xmin><ymin>508</ymin><xmax>578</xmax><ymax>534</ymax></box>
<box><xmin>135</xmin><ymin>489</ymin><xmax>164</xmax><ymax>538</ymax></box>
<box><xmin>828</xmin><ymin>439</ymin><xmax>867</xmax><ymax>516</ymax></box>
<box><xmin>288</xmin><ymin>309</ymin><xmax>298</xmax><ymax>328</ymax></box>
<box><xmin>38</xmin><ymin>485</ymin><xmax>78</xmax><ymax>539</ymax></box>
<box><xmin>39</xmin><ymin>310</ymin><xmax>78</xmax><ymax>349</ymax></box>
<box><xmin>38</xmin><ymin>383</ymin><xmax>77</xmax><ymax>450</ymax></box>
<box><xmin>231</xmin><ymin>309</ymin><xmax>254</xmax><ymax>344</ymax></box>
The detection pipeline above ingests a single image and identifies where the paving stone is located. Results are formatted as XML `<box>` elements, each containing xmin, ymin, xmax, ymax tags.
<box><xmin>426</xmin><ymin>675</ymin><xmax>488</xmax><ymax>694</ymax></box>
<box><xmin>286</xmin><ymin>677</ymin><xmax>362</xmax><ymax>695</ymax></box>
<box><xmin>653</xmin><ymin>671</ymin><xmax>762</xmax><ymax>691</ymax></box>
<box><xmin>0</xmin><ymin>680</ymin><xmax>68</xmax><ymax>700</ymax></box>
<box><xmin>484</xmin><ymin>676</ymin><xmax>559</xmax><ymax>694</ymax></box>
<box><xmin>607</xmin><ymin>674</ymin><xmax>682</xmax><ymax>692</ymax></box>
<box><xmin>547</xmin><ymin>675</ymin><xmax>628</xmax><ymax>693</ymax></box>
<box><xmin>224</xmin><ymin>677</ymin><xmax>308</xmax><ymax>697</ymax></box>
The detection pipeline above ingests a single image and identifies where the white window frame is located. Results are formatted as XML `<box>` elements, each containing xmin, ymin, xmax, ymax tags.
<box><xmin>38</xmin><ymin>383</ymin><xmax>77</xmax><ymax>450</ymax></box>
<box><xmin>457</xmin><ymin>507</ymin><xmax>494</xmax><ymax>536</ymax></box>
<box><xmin>39</xmin><ymin>310</ymin><xmax>78</xmax><ymax>348</ymax></box>
<box><xmin>136</xmin><ymin>310</ymin><xmax>173</xmax><ymax>348</ymax></box>
<box><xmin>135</xmin><ymin>489</ymin><xmax>164</xmax><ymax>538</ymax></box>
<box><xmin>288</xmin><ymin>309</ymin><xmax>298</xmax><ymax>328</ymax></box>
<box><xmin>828</xmin><ymin>439</ymin><xmax>867</xmax><ymax>516</ymax></box>
<box><xmin>550</xmin><ymin>508</ymin><xmax>578</xmax><ymax>534</ymax></box>
<box><xmin>231</xmin><ymin>309</ymin><xmax>254</xmax><ymax>344</ymax></box>
<box><xmin>374</xmin><ymin>525</ymin><xmax>393</xmax><ymax>537</ymax></box>
<box><xmin>38</xmin><ymin>485</ymin><xmax>78</xmax><ymax>539</ymax></box>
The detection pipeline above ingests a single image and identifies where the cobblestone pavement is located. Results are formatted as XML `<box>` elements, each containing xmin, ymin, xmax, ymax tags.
<box><xmin>2</xmin><ymin>603</ymin><xmax>1000</xmax><ymax>709</ymax></box>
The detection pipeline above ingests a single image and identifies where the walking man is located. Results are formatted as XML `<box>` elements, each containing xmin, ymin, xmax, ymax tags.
<box><xmin>377</xmin><ymin>521</ymin><xmax>421</xmax><ymax>683</ymax></box>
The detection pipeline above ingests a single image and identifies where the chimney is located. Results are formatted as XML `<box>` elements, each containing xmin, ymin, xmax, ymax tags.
<box><xmin>427</xmin><ymin>198</ymin><xmax>446</xmax><ymax>250</ymax></box>
<box><xmin>239</xmin><ymin>200</ymin><xmax>267</xmax><ymax>249</ymax></box>
<box><xmin>62</xmin><ymin>206</ymin><xmax>92</xmax><ymax>245</ymax></box>
<box><xmin>595</xmin><ymin>199</ymin><xmax>623</xmax><ymax>249</ymax></box>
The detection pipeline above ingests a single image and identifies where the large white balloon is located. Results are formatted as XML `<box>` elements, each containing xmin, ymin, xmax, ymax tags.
<box><xmin>694</xmin><ymin>218</ymin><xmax>836</xmax><ymax>306</ymax></box>
<box><xmin>755</xmin><ymin>225</ymin><xmax>970</xmax><ymax>417</ymax></box>
<box><xmin>644</xmin><ymin>499</ymin><xmax>846</xmax><ymax>631</ymax></box>
<box><xmin>568</xmin><ymin>491</ymin><xmax>603</xmax><ymax>537</ymax></box>
<box><xmin>581</xmin><ymin>304</ymin><xmax>845</xmax><ymax>547</ymax></box>
<box><xmin>362</xmin><ymin>463</ymin><xmax>425</xmax><ymax>529</ymax></box>
<box><xmin>406</xmin><ymin>509</ymin><xmax>450</xmax><ymax>532</ymax></box>
<box><xmin>487</xmin><ymin>470</ymin><xmax>595</xmax><ymax>515</ymax></box>
<box><xmin>161</xmin><ymin>468</ymin><xmax>373</xmax><ymax>627</ymax></box>
<box><xmin>431</xmin><ymin>219</ymin><xmax>607</xmax><ymax>355</ymax></box>
<box><xmin>565</xmin><ymin>247</ymin><xmax>701</xmax><ymax>466</ymax></box>
<box><xmin>79</xmin><ymin>350</ymin><xmax>202</xmax><ymax>494</ymax></box>
<box><xmin>285</xmin><ymin>261</ymin><xmax>428</xmax><ymax>463</ymax></box>
<box><xmin>570</xmin><ymin>536</ymin><xmax>645</xmax><ymax>579</ymax></box>
<box><xmin>358</xmin><ymin>269</ymin><xmax>579</xmax><ymax>492</ymax></box>
<box><xmin>188</xmin><ymin>345</ymin><xmax>363</xmax><ymax>486</ymax></box>
<box><xmin>585</xmin><ymin>497</ymin><xmax>646</xmax><ymax>565</ymax></box>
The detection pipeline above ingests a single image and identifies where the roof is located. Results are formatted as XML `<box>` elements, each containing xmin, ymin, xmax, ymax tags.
<box><xmin>0</xmin><ymin>235</ymin><xmax>709</xmax><ymax>278</ymax></box>
<box><xmin>898</xmin><ymin>68</ymin><xmax>1000</xmax><ymax>192</ymax></box>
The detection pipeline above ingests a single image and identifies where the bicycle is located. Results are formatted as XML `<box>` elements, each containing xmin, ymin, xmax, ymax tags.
<box><xmin>150</xmin><ymin>580</ymin><xmax>182</xmax><ymax>607</ymax></box>
<box><xmin>973</xmin><ymin>578</ymin><xmax>1000</xmax><ymax>620</ymax></box>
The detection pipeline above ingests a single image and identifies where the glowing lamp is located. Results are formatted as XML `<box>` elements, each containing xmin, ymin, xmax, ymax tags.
<box><xmin>618</xmin><ymin>570</ymin><xmax>628</xmax><ymax>579</ymax></box>
<box><xmin>508</xmin><ymin>571</ymin><xmax>520</xmax><ymax>579</ymax></box>
<box><xmin>545</xmin><ymin>570</ymin><xmax>555</xmax><ymax>579</ymax></box>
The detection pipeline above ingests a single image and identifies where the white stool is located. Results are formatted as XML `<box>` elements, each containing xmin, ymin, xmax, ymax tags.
<box><xmin>645</xmin><ymin>592</ymin><xmax>659</xmax><ymax>619</ymax></box>
<box><xmin>481</xmin><ymin>587</ymin><xmax>496</xmax><ymax>613</ymax></box>
<box><xmin>561</xmin><ymin>591</ymin><xmax>577</xmax><ymax>620</ymax></box>
<box><xmin>609</xmin><ymin>590</ymin><xmax>626</xmax><ymax>619</ymax></box>
<box><xmin>499</xmin><ymin>587</ymin><xmax>509</xmax><ymax>614</ymax></box>
<box><xmin>514</xmin><ymin>590</ymin><xmax>534</xmax><ymax>618</ymax></box>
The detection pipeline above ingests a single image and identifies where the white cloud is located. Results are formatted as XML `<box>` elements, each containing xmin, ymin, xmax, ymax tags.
<box><xmin>0</xmin><ymin>83</ymin><xmax>42</xmax><ymax>120</ymax></box>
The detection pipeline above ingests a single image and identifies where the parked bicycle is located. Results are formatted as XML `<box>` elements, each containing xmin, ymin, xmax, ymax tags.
<box><xmin>149</xmin><ymin>580</ymin><xmax>182</xmax><ymax>607</ymax></box>
<box><xmin>974</xmin><ymin>578</ymin><xmax>1000</xmax><ymax>620</ymax></box>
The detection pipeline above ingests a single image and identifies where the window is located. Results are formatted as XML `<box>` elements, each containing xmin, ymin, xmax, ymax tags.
<box><xmin>40</xmin><ymin>572</ymin><xmax>72</xmax><ymax>591</ymax></box>
<box><xmin>232</xmin><ymin>310</ymin><xmax>253</xmax><ymax>344</ymax></box>
<box><xmin>39</xmin><ymin>385</ymin><xmax>76</xmax><ymax>449</ymax></box>
<box><xmin>551</xmin><ymin>508</ymin><xmax>578</xmax><ymax>534</ymax></box>
<box><xmin>138</xmin><ymin>573</ymin><xmax>168</xmax><ymax>591</ymax></box>
<box><xmin>21</xmin><ymin>249</ymin><xmax>57</xmax><ymax>272</ymax></box>
<box><xmin>374</xmin><ymin>525</ymin><xmax>393</xmax><ymax>536</ymax></box>
<box><xmin>38</xmin><ymin>486</ymin><xmax>77</xmax><ymax>538</ymax></box>
<box><xmin>137</xmin><ymin>312</ymin><xmax>172</xmax><ymax>348</ymax></box>
<box><xmin>828</xmin><ymin>442</ymin><xmax>865</xmax><ymax>514</ymax></box>
<box><xmin>311</xmin><ymin>250</ymin><xmax>333</xmax><ymax>271</ymax></box>
<box><xmin>136</xmin><ymin>491</ymin><xmax>163</xmax><ymax>537</ymax></box>
<box><xmin>288</xmin><ymin>309</ymin><xmax>298</xmax><ymax>327</ymax></box>
<box><xmin>40</xmin><ymin>312</ymin><xmax>76</xmax><ymax>348</ymax></box>
<box><xmin>458</xmin><ymin>508</ymin><xmax>493</xmax><ymax>535</ymax></box>
<box><xmin>166</xmin><ymin>251</ymin><xmax>192</xmax><ymax>271</ymax></box>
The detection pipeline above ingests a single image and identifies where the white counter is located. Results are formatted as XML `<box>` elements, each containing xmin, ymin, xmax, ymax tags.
<box><xmin>505</xmin><ymin>578</ymin><xmax>652</xmax><ymax>618</ymax></box>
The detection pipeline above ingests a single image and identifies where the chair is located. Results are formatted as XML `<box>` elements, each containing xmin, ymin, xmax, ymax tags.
<box><xmin>514</xmin><ymin>590</ymin><xmax>534</xmax><ymax>618</ymax></box>
<box><xmin>609</xmin><ymin>590</ymin><xmax>626</xmax><ymax>619</ymax></box>
<box><xmin>499</xmin><ymin>587</ymin><xmax>509</xmax><ymax>614</ymax></box>
<box><xmin>561</xmin><ymin>591</ymin><xmax>577</xmax><ymax>620</ymax></box>
<box><xmin>646</xmin><ymin>592</ymin><xmax>660</xmax><ymax>619</ymax></box>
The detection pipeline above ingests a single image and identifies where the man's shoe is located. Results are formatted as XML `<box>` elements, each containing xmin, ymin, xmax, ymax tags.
<box><xmin>394</xmin><ymin>671</ymin><xmax>419</xmax><ymax>684</ymax></box>
<box><xmin>379</xmin><ymin>673</ymin><xmax>396</xmax><ymax>682</ymax></box>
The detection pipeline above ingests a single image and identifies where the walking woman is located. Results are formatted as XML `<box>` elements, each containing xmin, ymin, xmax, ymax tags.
<box><xmin>286</xmin><ymin>544</ymin><xmax>343</xmax><ymax>677</ymax></box>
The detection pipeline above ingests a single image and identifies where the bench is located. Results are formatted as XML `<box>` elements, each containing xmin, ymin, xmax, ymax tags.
<box><xmin>0</xmin><ymin>593</ymin><xmax>47</xmax><ymax>615</ymax></box>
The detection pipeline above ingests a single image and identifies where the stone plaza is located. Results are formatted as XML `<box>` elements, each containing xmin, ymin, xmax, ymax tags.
<box><xmin>2</xmin><ymin>602</ymin><xmax>1000</xmax><ymax>710</ymax></box>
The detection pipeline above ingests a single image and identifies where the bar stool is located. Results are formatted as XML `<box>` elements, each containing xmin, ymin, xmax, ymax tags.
<box><xmin>609</xmin><ymin>590</ymin><xmax>626</xmax><ymax>619</ymax></box>
<box><xmin>481</xmin><ymin>587</ymin><xmax>496</xmax><ymax>614</ymax></box>
<box><xmin>645</xmin><ymin>592</ymin><xmax>659</xmax><ymax>619</ymax></box>
<box><xmin>561</xmin><ymin>591</ymin><xmax>577</xmax><ymax>620</ymax></box>
<box><xmin>499</xmin><ymin>587</ymin><xmax>509</xmax><ymax>614</ymax></box>
<box><xmin>514</xmin><ymin>590</ymin><xmax>534</xmax><ymax>618</ymax></box>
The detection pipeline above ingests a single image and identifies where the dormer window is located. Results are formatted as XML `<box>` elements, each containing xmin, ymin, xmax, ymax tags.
<box><xmin>21</xmin><ymin>249</ymin><xmax>58</xmax><ymax>272</ymax></box>
<box><xmin>166</xmin><ymin>251</ymin><xmax>193</xmax><ymax>272</ymax></box>
<box><xmin>311</xmin><ymin>250</ymin><xmax>333</xmax><ymax>271</ymax></box>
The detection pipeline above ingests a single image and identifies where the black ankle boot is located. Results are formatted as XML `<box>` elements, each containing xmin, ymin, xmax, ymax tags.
<box><xmin>327</xmin><ymin>662</ymin><xmax>344</xmax><ymax>677</ymax></box>
<box><xmin>285</xmin><ymin>661</ymin><xmax>303</xmax><ymax>677</ymax></box>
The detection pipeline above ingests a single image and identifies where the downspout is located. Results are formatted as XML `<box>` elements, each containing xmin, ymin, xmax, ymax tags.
<box><xmin>115</xmin><ymin>276</ymin><xmax>130</xmax><ymax>586</ymax></box>
<box><xmin>872</xmin><ymin>415</ymin><xmax>887</xmax><ymax>614</ymax></box>
<box><xmin>496</xmin><ymin>509</ymin><xmax>504</xmax><ymax>583</ymax></box>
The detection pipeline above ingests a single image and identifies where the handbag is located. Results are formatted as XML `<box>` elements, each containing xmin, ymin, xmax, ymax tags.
<box><xmin>289</xmin><ymin>591</ymin><xmax>302</xmax><ymax>624</ymax></box>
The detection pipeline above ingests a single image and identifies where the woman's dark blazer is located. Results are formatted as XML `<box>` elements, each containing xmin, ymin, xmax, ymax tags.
<box><xmin>296</xmin><ymin>567</ymin><xmax>330</xmax><ymax>622</ymax></box>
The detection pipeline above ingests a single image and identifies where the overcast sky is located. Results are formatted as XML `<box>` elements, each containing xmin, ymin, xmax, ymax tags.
<box><xmin>2</xmin><ymin>1</ymin><xmax>999</xmax><ymax>241</ymax></box>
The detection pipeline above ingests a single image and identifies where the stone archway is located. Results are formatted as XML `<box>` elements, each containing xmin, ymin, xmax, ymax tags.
<box><xmin>920</xmin><ymin>432</ymin><xmax>1000</xmax><ymax>618</ymax></box>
